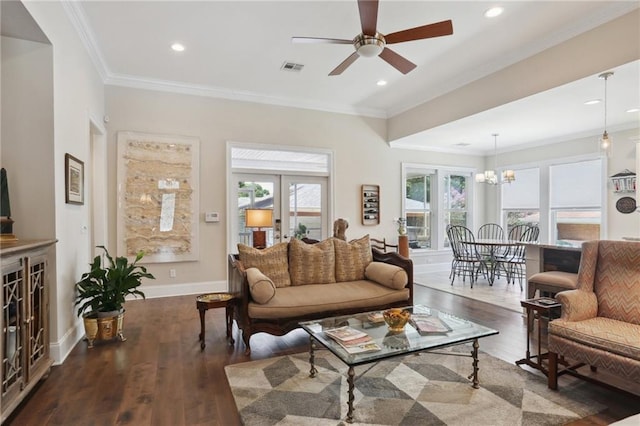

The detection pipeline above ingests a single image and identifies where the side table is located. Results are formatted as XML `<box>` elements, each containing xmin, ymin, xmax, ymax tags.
<box><xmin>516</xmin><ymin>297</ymin><xmax>562</xmax><ymax>376</ymax></box>
<box><xmin>196</xmin><ymin>293</ymin><xmax>236</xmax><ymax>350</ymax></box>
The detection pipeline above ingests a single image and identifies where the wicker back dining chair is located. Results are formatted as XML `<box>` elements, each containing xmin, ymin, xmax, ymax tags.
<box><xmin>447</xmin><ymin>225</ymin><xmax>484</xmax><ymax>288</ymax></box>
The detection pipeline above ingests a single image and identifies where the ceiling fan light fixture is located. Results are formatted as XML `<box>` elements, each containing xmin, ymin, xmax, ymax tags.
<box><xmin>354</xmin><ymin>33</ymin><xmax>385</xmax><ymax>57</ymax></box>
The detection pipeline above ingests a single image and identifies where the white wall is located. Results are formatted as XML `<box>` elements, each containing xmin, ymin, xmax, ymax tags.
<box><xmin>22</xmin><ymin>1</ymin><xmax>105</xmax><ymax>363</ymax></box>
<box><xmin>105</xmin><ymin>85</ymin><xmax>485</xmax><ymax>289</ymax></box>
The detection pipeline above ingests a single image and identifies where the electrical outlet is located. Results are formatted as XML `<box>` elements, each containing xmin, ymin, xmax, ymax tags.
<box><xmin>169</xmin><ymin>269</ymin><xmax>176</xmax><ymax>278</ymax></box>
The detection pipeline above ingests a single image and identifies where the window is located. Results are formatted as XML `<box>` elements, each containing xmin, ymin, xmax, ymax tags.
<box><xmin>405</xmin><ymin>170</ymin><xmax>434</xmax><ymax>248</ymax></box>
<box><xmin>501</xmin><ymin>167</ymin><xmax>540</xmax><ymax>235</ymax></box>
<box><xmin>550</xmin><ymin>159</ymin><xmax>602</xmax><ymax>244</ymax></box>
<box><xmin>403</xmin><ymin>164</ymin><xmax>473</xmax><ymax>250</ymax></box>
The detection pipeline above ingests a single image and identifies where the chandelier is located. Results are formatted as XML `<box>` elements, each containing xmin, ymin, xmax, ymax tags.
<box><xmin>475</xmin><ymin>133</ymin><xmax>515</xmax><ymax>185</ymax></box>
<box><xmin>598</xmin><ymin>71</ymin><xmax>614</xmax><ymax>156</ymax></box>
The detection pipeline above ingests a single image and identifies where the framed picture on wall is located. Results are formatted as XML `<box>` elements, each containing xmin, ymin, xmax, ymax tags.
<box><xmin>65</xmin><ymin>153</ymin><xmax>84</xmax><ymax>205</ymax></box>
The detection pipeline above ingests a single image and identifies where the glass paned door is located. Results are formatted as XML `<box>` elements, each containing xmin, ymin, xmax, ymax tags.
<box><xmin>232</xmin><ymin>175</ymin><xmax>277</xmax><ymax>250</ymax></box>
<box><xmin>281</xmin><ymin>176</ymin><xmax>328</xmax><ymax>243</ymax></box>
<box><xmin>231</xmin><ymin>174</ymin><xmax>328</xmax><ymax>250</ymax></box>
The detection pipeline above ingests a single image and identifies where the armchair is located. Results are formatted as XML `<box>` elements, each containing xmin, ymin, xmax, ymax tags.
<box><xmin>547</xmin><ymin>240</ymin><xmax>640</xmax><ymax>389</ymax></box>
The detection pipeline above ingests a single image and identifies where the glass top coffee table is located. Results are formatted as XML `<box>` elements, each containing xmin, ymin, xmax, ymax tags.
<box><xmin>300</xmin><ymin>305</ymin><xmax>499</xmax><ymax>423</ymax></box>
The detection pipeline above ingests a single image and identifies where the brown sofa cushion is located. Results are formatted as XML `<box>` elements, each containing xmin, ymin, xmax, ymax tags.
<box><xmin>246</xmin><ymin>268</ymin><xmax>276</xmax><ymax>304</ymax></box>
<box><xmin>365</xmin><ymin>262</ymin><xmax>408</xmax><ymax>290</ymax></box>
<box><xmin>334</xmin><ymin>234</ymin><xmax>372</xmax><ymax>282</ymax></box>
<box><xmin>238</xmin><ymin>242</ymin><xmax>291</xmax><ymax>287</ymax></box>
<box><xmin>288</xmin><ymin>238</ymin><xmax>336</xmax><ymax>286</ymax></box>
<box><xmin>248</xmin><ymin>280</ymin><xmax>410</xmax><ymax>319</ymax></box>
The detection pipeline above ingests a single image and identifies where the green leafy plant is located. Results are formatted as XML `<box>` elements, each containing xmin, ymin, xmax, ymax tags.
<box><xmin>294</xmin><ymin>223</ymin><xmax>308</xmax><ymax>239</ymax></box>
<box><xmin>75</xmin><ymin>246</ymin><xmax>155</xmax><ymax>317</ymax></box>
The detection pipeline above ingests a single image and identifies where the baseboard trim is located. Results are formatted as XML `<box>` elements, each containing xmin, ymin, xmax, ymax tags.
<box><xmin>50</xmin><ymin>280</ymin><xmax>227</xmax><ymax>364</ymax></box>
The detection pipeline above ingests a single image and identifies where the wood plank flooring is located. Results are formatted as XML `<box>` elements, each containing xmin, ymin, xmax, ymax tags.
<box><xmin>6</xmin><ymin>285</ymin><xmax>640</xmax><ymax>425</ymax></box>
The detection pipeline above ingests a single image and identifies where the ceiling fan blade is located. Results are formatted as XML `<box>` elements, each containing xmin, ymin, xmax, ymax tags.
<box><xmin>379</xmin><ymin>48</ymin><xmax>416</xmax><ymax>74</ymax></box>
<box><xmin>385</xmin><ymin>20</ymin><xmax>453</xmax><ymax>44</ymax></box>
<box><xmin>358</xmin><ymin>0</ymin><xmax>379</xmax><ymax>36</ymax></box>
<box><xmin>329</xmin><ymin>52</ymin><xmax>360</xmax><ymax>76</ymax></box>
<box><xmin>292</xmin><ymin>37</ymin><xmax>353</xmax><ymax>45</ymax></box>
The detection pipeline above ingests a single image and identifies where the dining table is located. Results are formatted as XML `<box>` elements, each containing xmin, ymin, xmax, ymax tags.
<box><xmin>464</xmin><ymin>238</ymin><xmax>523</xmax><ymax>285</ymax></box>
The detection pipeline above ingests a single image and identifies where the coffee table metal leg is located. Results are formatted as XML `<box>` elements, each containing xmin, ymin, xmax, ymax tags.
<box><xmin>346</xmin><ymin>366</ymin><xmax>355</xmax><ymax>423</ymax></box>
<box><xmin>199</xmin><ymin>307</ymin><xmax>206</xmax><ymax>350</ymax></box>
<box><xmin>309</xmin><ymin>336</ymin><xmax>317</xmax><ymax>378</ymax></box>
<box><xmin>468</xmin><ymin>338</ymin><xmax>480</xmax><ymax>389</ymax></box>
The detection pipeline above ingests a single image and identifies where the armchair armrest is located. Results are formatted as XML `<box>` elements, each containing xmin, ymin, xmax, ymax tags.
<box><xmin>556</xmin><ymin>289</ymin><xmax>597</xmax><ymax>322</ymax></box>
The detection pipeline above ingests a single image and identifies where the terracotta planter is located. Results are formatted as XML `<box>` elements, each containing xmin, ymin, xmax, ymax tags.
<box><xmin>82</xmin><ymin>310</ymin><xmax>126</xmax><ymax>348</ymax></box>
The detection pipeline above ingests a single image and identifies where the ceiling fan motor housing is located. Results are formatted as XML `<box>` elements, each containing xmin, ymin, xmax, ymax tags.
<box><xmin>354</xmin><ymin>32</ymin><xmax>385</xmax><ymax>57</ymax></box>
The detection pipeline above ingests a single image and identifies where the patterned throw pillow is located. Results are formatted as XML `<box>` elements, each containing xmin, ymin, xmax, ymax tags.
<box><xmin>238</xmin><ymin>242</ymin><xmax>291</xmax><ymax>287</ymax></box>
<box><xmin>288</xmin><ymin>238</ymin><xmax>336</xmax><ymax>286</ymax></box>
<box><xmin>334</xmin><ymin>234</ymin><xmax>373</xmax><ymax>282</ymax></box>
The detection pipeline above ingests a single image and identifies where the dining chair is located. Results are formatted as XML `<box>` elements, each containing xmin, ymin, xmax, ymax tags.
<box><xmin>507</xmin><ymin>224</ymin><xmax>530</xmax><ymax>240</ymax></box>
<box><xmin>495</xmin><ymin>226</ymin><xmax>536</xmax><ymax>290</ymax></box>
<box><xmin>476</xmin><ymin>223</ymin><xmax>505</xmax><ymax>277</ymax></box>
<box><xmin>447</xmin><ymin>225</ymin><xmax>484</xmax><ymax>288</ymax></box>
<box><xmin>477</xmin><ymin>223</ymin><xmax>504</xmax><ymax>240</ymax></box>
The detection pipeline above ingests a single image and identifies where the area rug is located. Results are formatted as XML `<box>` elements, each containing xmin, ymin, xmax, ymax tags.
<box><xmin>225</xmin><ymin>346</ymin><xmax>608</xmax><ymax>425</ymax></box>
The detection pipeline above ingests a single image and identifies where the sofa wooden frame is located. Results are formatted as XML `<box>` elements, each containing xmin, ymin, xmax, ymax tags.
<box><xmin>228</xmin><ymin>248</ymin><xmax>413</xmax><ymax>355</ymax></box>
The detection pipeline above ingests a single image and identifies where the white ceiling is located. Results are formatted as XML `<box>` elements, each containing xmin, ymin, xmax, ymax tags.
<box><xmin>68</xmin><ymin>0</ymin><xmax>639</xmax><ymax>154</ymax></box>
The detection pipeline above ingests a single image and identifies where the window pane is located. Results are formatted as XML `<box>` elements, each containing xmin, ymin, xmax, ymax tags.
<box><xmin>553</xmin><ymin>210</ymin><xmax>600</xmax><ymax>245</ymax></box>
<box><xmin>444</xmin><ymin>174</ymin><xmax>467</xmax><ymax>209</ymax></box>
<box><xmin>289</xmin><ymin>183</ymin><xmax>322</xmax><ymax>240</ymax></box>
<box><xmin>407</xmin><ymin>212</ymin><xmax>431</xmax><ymax>248</ymax></box>
<box><xmin>504</xmin><ymin>211</ymin><xmax>539</xmax><ymax>235</ymax></box>
<box><xmin>232</xmin><ymin>147</ymin><xmax>329</xmax><ymax>173</ymax></box>
<box><xmin>238</xmin><ymin>181</ymin><xmax>274</xmax><ymax>247</ymax></box>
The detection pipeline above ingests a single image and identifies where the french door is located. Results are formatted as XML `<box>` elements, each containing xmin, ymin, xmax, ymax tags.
<box><xmin>230</xmin><ymin>174</ymin><xmax>328</xmax><ymax>251</ymax></box>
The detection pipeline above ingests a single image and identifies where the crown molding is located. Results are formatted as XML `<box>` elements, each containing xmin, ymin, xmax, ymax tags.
<box><xmin>61</xmin><ymin>0</ymin><xmax>110</xmax><ymax>82</ymax></box>
<box><xmin>104</xmin><ymin>73</ymin><xmax>387</xmax><ymax>118</ymax></box>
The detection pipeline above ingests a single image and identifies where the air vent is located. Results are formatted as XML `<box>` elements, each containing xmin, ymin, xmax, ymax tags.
<box><xmin>281</xmin><ymin>62</ymin><xmax>304</xmax><ymax>72</ymax></box>
<box><xmin>454</xmin><ymin>142</ymin><xmax>471</xmax><ymax>147</ymax></box>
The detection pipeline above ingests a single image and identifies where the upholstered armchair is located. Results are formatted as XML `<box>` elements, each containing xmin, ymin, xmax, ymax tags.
<box><xmin>547</xmin><ymin>240</ymin><xmax>640</xmax><ymax>389</ymax></box>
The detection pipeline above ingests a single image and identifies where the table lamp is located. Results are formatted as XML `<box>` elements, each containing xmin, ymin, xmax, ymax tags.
<box><xmin>245</xmin><ymin>209</ymin><xmax>273</xmax><ymax>249</ymax></box>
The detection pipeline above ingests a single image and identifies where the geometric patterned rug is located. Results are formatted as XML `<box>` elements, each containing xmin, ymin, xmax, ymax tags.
<box><xmin>225</xmin><ymin>345</ymin><xmax>609</xmax><ymax>425</ymax></box>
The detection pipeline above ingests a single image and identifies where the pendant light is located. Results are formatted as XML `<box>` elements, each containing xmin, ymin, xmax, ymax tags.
<box><xmin>475</xmin><ymin>134</ymin><xmax>515</xmax><ymax>185</ymax></box>
<box><xmin>599</xmin><ymin>71</ymin><xmax>614</xmax><ymax>156</ymax></box>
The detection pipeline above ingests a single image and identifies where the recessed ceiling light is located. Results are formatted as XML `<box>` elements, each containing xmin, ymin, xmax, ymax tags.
<box><xmin>377</xmin><ymin>80</ymin><xmax>387</xmax><ymax>86</ymax></box>
<box><xmin>627</xmin><ymin>108</ymin><xmax>640</xmax><ymax>113</ymax></box>
<box><xmin>584</xmin><ymin>99</ymin><xmax>601</xmax><ymax>105</ymax></box>
<box><xmin>171</xmin><ymin>43</ymin><xmax>185</xmax><ymax>52</ymax></box>
<box><xmin>484</xmin><ymin>7</ymin><xmax>504</xmax><ymax>18</ymax></box>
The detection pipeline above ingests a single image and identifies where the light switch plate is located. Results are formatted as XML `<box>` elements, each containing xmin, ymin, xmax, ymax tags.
<box><xmin>205</xmin><ymin>212</ymin><xmax>220</xmax><ymax>222</ymax></box>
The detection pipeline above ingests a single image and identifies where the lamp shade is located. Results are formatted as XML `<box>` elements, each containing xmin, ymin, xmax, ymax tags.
<box><xmin>245</xmin><ymin>209</ymin><xmax>273</xmax><ymax>228</ymax></box>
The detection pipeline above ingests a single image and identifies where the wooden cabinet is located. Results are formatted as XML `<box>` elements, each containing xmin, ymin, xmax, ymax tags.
<box><xmin>361</xmin><ymin>185</ymin><xmax>380</xmax><ymax>225</ymax></box>
<box><xmin>1</xmin><ymin>239</ymin><xmax>56</xmax><ymax>422</ymax></box>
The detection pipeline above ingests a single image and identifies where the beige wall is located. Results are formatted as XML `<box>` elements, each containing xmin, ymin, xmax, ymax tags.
<box><xmin>105</xmin><ymin>85</ymin><xmax>485</xmax><ymax>290</ymax></box>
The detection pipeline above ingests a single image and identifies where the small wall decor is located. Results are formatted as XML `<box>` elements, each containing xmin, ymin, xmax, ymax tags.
<box><xmin>610</xmin><ymin>169</ymin><xmax>636</xmax><ymax>193</ymax></box>
<box><xmin>116</xmin><ymin>131</ymin><xmax>200</xmax><ymax>263</ymax></box>
<box><xmin>65</xmin><ymin>153</ymin><xmax>84</xmax><ymax>205</ymax></box>
<box><xmin>615</xmin><ymin>196</ymin><xmax>636</xmax><ymax>214</ymax></box>
<box><xmin>361</xmin><ymin>184</ymin><xmax>380</xmax><ymax>225</ymax></box>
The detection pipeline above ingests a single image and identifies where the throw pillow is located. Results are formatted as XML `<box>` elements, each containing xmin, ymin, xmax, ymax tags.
<box><xmin>334</xmin><ymin>234</ymin><xmax>373</xmax><ymax>282</ymax></box>
<box><xmin>288</xmin><ymin>238</ymin><xmax>336</xmax><ymax>286</ymax></box>
<box><xmin>238</xmin><ymin>242</ymin><xmax>291</xmax><ymax>287</ymax></box>
<box><xmin>365</xmin><ymin>262</ymin><xmax>408</xmax><ymax>290</ymax></box>
<box><xmin>246</xmin><ymin>268</ymin><xmax>276</xmax><ymax>304</ymax></box>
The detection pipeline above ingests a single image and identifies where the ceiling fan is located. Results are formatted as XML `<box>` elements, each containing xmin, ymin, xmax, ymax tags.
<box><xmin>292</xmin><ymin>0</ymin><xmax>453</xmax><ymax>76</ymax></box>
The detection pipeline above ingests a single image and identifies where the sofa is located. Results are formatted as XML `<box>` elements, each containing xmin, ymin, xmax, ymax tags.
<box><xmin>547</xmin><ymin>240</ymin><xmax>640</xmax><ymax>389</ymax></box>
<box><xmin>228</xmin><ymin>235</ymin><xmax>413</xmax><ymax>354</ymax></box>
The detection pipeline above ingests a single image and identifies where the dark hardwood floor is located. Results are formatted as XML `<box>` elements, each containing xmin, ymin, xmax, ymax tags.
<box><xmin>6</xmin><ymin>285</ymin><xmax>640</xmax><ymax>425</ymax></box>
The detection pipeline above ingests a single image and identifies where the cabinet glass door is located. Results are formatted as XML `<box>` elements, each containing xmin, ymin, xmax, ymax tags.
<box><xmin>2</xmin><ymin>259</ymin><xmax>24</xmax><ymax>397</ymax></box>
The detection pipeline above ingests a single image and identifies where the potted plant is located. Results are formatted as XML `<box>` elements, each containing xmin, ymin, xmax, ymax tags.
<box><xmin>75</xmin><ymin>246</ymin><xmax>155</xmax><ymax>347</ymax></box>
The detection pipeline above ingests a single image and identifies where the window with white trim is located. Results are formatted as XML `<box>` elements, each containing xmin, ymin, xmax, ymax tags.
<box><xmin>501</xmin><ymin>167</ymin><xmax>540</xmax><ymax>235</ymax></box>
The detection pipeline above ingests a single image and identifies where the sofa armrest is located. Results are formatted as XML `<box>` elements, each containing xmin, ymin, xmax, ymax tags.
<box><xmin>372</xmin><ymin>248</ymin><xmax>413</xmax><ymax>304</ymax></box>
<box><xmin>556</xmin><ymin>289</ymin><xmax>598</xmax><ymax>321</ymax></box>
<box><xmin>228</xmin><ymin>254</ymin><xmax>251</xmax><ymax>326</ymax></box>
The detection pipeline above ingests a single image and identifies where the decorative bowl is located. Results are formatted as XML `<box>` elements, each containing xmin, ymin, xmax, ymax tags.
<box><xmin>383</xmin><ymin>308</ymin><xmax>411</xmax><ymax>332</ymax></box>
